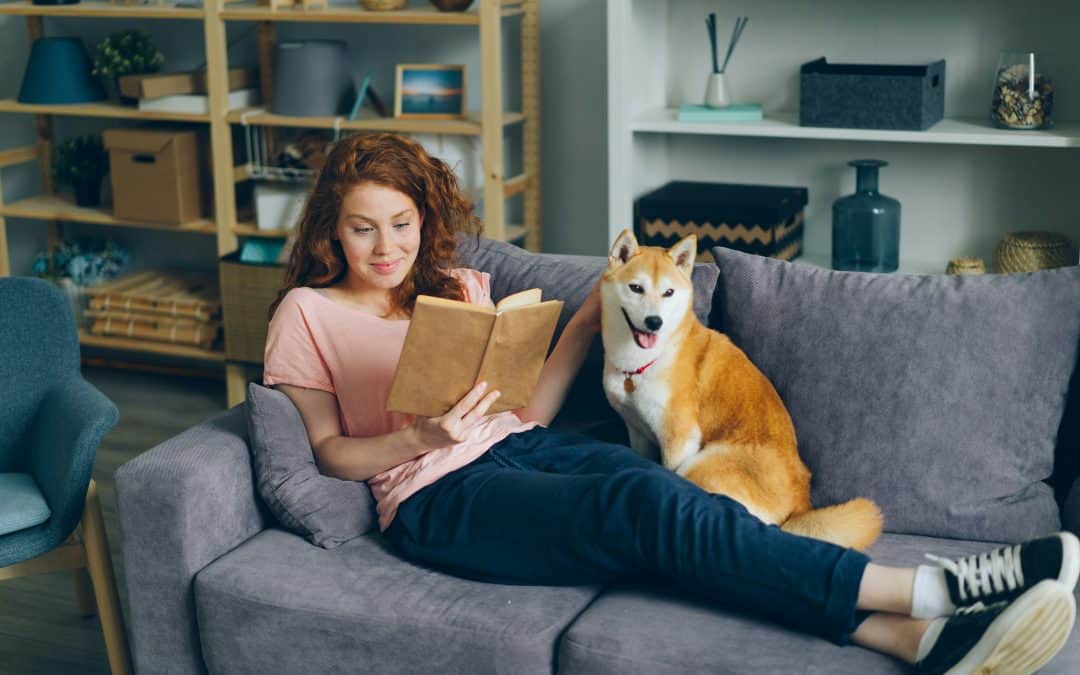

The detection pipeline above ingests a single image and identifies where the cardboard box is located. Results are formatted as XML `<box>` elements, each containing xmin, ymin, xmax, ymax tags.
<box><xmin>104</xmin><ymin>129</ymin><xmax>204</xmax><ymax>225</ymax></box>
<box><xmin>220</xmin><ymin>251</ymin><xmax>287</xmax><ymax>364</ymax></box>
<box><xmin>118</xmin><ymin>67</ymin><xmax>258</xmax><ymax>100</ymax></box>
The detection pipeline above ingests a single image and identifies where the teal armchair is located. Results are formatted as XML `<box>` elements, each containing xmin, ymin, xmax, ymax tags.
<box><xmin>0</xmin><ymin>276</ymin><xmax>131</xmax><ymax>674</ymax></box>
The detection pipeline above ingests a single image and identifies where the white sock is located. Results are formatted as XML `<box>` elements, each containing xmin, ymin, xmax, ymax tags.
<box><xmin>911</xmin><ymin>565</ymin><xmax>955</xmax><ymax>619</ymax></box>
<box><xmin>916</xmin><ymin>617</ymin><xmax>947</xmax><ymax>662</ymax></box>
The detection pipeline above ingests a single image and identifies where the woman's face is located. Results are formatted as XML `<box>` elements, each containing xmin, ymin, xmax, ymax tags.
<box><xmin>333</xmin><ymin>181</ymin><xmax>422</xmax><ymax>294</ymax></box>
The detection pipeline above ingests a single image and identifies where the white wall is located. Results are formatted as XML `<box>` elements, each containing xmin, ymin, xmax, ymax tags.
<box><xmin>0</xmin><ymin>1</ymin><xmax>611</xmax><ymax>273</ymax></box>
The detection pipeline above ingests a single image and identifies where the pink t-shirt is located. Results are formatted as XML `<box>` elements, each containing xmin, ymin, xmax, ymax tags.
<box><xmin>263</xmin><ymin>268</ymin><xmax>538</xmax><ymax>531</ymax></box>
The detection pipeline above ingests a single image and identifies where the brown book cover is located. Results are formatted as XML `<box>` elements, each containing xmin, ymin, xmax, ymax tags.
<box><xmin>386</xmin><ymin>289</ymin><xmax>564</xmax><ymax>418</ymax></box>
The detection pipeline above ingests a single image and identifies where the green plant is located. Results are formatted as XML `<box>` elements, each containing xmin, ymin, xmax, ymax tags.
<box><xmin>53</xmin><ymin>135</ymin><xmax>108</xmax><ymax>187</ymax></box>
<box><xmin>92</xmin><ymin>29</ymin><xmax>165</xmax><ymax>78</ymax></box>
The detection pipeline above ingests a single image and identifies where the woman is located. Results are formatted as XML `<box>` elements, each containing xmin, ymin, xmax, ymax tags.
<box><xmin>265</xmin><ymin>132</ymin><xmax>1077</xmax><ymax>675</ymax></box>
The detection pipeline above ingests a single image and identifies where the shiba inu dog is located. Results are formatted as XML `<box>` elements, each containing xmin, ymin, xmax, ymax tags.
<box><xmin>600</xmin><ymin>230</ymin><xmax>883</xmax><ymax>551</ymax></box>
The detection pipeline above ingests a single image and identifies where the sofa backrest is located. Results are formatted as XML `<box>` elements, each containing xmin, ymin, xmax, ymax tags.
<box><xmin>710</xmin><ymin>246</ymin><xmax>1080</xmax><ymax>541</ymax></box>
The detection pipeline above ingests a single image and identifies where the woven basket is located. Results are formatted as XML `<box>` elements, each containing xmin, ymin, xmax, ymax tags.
<box><xmin>360</xmin><ymin>0</ymin><xmax>407</xmax><ymax>10</ymax></box>
<box><xmin>993</xmin><ymin>231</ymin><xmax>1077</xmax><ymax>273</ymax></box>
<box><xmin>945</xmin><ymin>257</ymin><xmax>987</xmax><ymax>275</ymax></box>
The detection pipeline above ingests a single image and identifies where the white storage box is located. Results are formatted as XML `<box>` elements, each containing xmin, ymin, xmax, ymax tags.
<box><xmin>254</xmin><ymin>183</ymin><xmax>308</xmax><ymax>231</ymax></box>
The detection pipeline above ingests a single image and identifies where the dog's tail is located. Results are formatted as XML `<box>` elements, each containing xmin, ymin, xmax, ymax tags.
<box><xmin>781</xmin><ymin>498</ymin><xmax>883</xmax><ymax>551</ymax></box>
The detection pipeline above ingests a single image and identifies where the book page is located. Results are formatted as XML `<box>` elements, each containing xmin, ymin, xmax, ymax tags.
<box><xmin>494</xmin><ymin>288</ymin><xmax>541</xmax><ymax>312</ymax></box>
<box><xmin>386</xmin><ymin>296</ymin><xmax>497</xmax><ymax>418</ymax></box>
<box><xmin>475</xmin><ymin>300</ymin><xmax>564</xmax><ymax>413</ymax></box>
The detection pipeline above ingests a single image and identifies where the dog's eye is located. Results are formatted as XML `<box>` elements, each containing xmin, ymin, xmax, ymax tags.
<box><xmin>662</xmin><ymin>288</ymin><xmax>675</xmax><ymax>298</ymax></box>
<box><xmin>628</xmin><ymin>284</ymin><xmax>644</xmax><ymax>294</ymax></box>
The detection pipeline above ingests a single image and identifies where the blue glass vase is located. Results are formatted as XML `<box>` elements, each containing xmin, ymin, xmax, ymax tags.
<box><xmin>832</xmin><ymin>159</ymin><xmax>901</xmax><ymax>272</ymax></box>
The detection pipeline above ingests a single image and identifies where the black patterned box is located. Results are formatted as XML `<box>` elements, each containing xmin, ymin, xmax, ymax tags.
<box><xmin>634</xmin><ymin>181</ymin><xmax>808</xmax><ymax>262</ymax></box>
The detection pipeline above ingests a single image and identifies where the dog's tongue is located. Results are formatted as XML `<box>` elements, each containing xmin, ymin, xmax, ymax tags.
<box><xmin>634</xmin><ymin>330</ymin><xmax>658</xmax><ymax>349</ymax></box>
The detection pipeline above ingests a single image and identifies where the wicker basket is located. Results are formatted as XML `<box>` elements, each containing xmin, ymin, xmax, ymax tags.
<box><xmin>360</xmin><ymin>0</ymin><xmax>407</xmax><ymax>10</ymax></box>
<box><xmin>993</xmin><ymin>231</ymin><xmax>1078</xmax><ymax>273</ymax></box>
<box><xmin>220</xmin><ymin>252</ymin><xmax>287</xmax><ymax>364</ymax></box>
<box><xmin>945</xmin><ymin>257</ymin><xmax>986</xmax><ymax>275</ymax></box>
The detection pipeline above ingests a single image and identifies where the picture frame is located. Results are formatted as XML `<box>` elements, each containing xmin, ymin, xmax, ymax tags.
<box><xmin>394</xmin><ymin>64</ymin><xmax>466</xmax><ymax>120</ymax></box>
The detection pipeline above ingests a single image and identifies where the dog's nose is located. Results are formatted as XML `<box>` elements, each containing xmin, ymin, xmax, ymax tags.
<box><xmin>644</xmin><ymin>315</ymin><xmax>663</xmax><ymax>331</ymax></box>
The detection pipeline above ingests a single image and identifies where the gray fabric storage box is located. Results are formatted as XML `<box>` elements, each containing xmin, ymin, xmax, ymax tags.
<box><xmin>800</xmin><ymin>57</ymin><xmax>946</xmax><ymax>130</ymax></box>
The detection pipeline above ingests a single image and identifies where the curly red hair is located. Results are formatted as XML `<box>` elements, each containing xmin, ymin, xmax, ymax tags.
<box><xmin>269</xmin><ymin>132</ymin><xmax>482</xmax><ymax>318</ymax></box>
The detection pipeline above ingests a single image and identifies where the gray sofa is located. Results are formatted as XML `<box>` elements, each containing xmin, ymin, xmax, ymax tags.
<box><xmin>116</xmin><ymin>237</ymin><xmax>1080</xmax><ymax>674</ymax></box>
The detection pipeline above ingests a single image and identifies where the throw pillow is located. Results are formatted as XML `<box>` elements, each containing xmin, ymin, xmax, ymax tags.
<box><xmin>710</xmin><ymin>247</ymin><xmax>1080</xmax><ymax>542</ymax></box>
<box><xmin>246</xmin><ymin>382</ymin><xmax>376</xmax><ymax>547</ymax></box>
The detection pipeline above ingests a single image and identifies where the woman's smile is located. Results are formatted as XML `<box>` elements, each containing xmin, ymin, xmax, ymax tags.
<box><xmin>370</xmin><ymin>260</ymin><xmax>402</xmax><ymax>275</ymax></box>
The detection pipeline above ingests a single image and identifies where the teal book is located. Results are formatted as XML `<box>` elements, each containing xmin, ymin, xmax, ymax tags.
<box><xmin>677</xmin><ymin>103</ymin><xmax>763</xmax><ymax>123</ymax></box>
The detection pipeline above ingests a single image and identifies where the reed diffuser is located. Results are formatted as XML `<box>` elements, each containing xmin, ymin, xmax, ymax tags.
<box><xmin>704</xmin><ymin>14</ymin><xmax>748</xmax><ymax>108</ymax></box>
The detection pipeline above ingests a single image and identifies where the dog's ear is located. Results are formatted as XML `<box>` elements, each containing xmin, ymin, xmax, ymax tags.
<box><xmin>669</xmin><ymin>235</ymin><xmax>697</xmax><ymax>278</ymax></box>
<box><xmin>608</xmin><ymin>230</ymin><xmax>639</xmax><ymax>268</ymax></box>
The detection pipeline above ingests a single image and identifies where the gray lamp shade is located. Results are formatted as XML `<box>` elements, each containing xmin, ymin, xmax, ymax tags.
<box><xmin>270</xmin><ymin>41</ymin><xmax>355</xmax><ymax>117</ymax></box>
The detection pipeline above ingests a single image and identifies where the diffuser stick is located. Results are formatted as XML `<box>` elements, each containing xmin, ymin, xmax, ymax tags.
<box><xmin>706</xmin><ymin>13</ymin><xmax>719</xmax><ymax>74</ymax></box>
<box><xmin>720</xmin><ymin>16</ymin><xmax>748</xmax><ymax>74</ymax></box>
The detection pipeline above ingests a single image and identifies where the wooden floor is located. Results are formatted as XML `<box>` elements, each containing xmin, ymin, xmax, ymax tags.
<box><xmin>0</xmin><ymin>367</ymin><xmax>228</xmax><ymax>675</ymax></box>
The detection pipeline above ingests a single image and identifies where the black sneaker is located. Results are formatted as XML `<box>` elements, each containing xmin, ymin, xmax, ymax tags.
<box><xmin>915</xmin><ymin>579</ymin><xmax>1075</xmax><ymax>675</ymax></box>
<box><xmin>926</xmin><ymin>532</ymin><xmax>1080</xmax><ymax>608</ymax></box>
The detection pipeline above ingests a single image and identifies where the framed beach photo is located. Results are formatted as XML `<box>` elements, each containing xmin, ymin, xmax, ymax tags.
<box><xmin>395</xmin><ymin>64</ymin><xmax>466</xmax><ymax>119</ymax></box>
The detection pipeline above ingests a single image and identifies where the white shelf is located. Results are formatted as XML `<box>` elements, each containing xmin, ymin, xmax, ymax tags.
<box><xmin>631</xmin><ymin>109</ymin><xmax>1080</xmax><ymax>149</ymax></box>
<box><xmin>607</xmin><ymin>0</ymin><xmax>1080</xmax><ymax>275</ymax></box>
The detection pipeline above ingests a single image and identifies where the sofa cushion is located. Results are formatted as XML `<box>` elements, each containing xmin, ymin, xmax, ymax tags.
<box><xmin>456</xmin><ymin>235</ymin><xmax>719</xmax><ymax>433</ymax></box>
<box><xmin>246</xmin><ymin>383</ymin><xmax>375</xmax><ymax>547</ymax></box>
<box><xmin>194</xmin><ymin>528</ymin><xmax>600</xmax><ymax>675</ymax></box>
<box><xmin>559</xmin><ymin>532</ymin><xmax>1080</xmax><ymax>675</ymax></box>
<box><xmin>710</xmin><ymin>248</ymin><xmax>1080</xmax><ymax>542</ymax></box>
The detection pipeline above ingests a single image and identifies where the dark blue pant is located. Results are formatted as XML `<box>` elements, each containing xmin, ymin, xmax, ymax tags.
<box><xmin>384</xmin><ymin>427</ymin><xmax>870</xmax><ymax>644</ymax></box>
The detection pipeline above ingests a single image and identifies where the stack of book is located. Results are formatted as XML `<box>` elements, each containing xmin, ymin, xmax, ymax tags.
<box><xmin>119</xmin><ymin>67</ymin><xmax>260</xmax><ymax>114</ymax></box>
<box><xmin>677</xmin><ymin>103</ymin><xmax>763</xmax><ymax>123</ymax></box>
<box><xmin>83</xmin><ymin>270</ymin><xmax>222</xmax><ymax>350</ymax></box>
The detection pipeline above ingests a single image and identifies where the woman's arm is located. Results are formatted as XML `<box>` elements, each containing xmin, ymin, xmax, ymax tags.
<box><xmin>277</xmin><ymin>380</ymin><xmax>502</xmax><ymax>481</ymax></box>
<box><xmin>516</xmin><ymin>279</ymin><xmax>601</xmax><ymax>426</ymax></box>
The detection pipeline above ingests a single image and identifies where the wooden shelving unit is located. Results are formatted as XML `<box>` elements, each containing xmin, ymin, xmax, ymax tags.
<box><xmin>0</xmin><ymin>194</ymin><xmax>219</xmax><ymax>235</ymax></box>
<box><xmin>0</xmin><ymin>0</ymin><xmax>541</xmax><ymax>405</ymax></box>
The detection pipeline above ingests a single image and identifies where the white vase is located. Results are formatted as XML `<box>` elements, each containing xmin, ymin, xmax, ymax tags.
<box><xmin>56</xmin><ymin>278</ymin><xmax>85</xmax><ymax>326</ymax></box>
<box><xmin>703</xmin><ymin>72</ymin><xmax>730</xmax><ymax>108</ymax></box>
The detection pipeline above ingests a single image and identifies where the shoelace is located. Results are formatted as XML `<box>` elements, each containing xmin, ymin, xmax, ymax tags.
<box><xmin>925</xmin><ymin>545</ymin><xmax>1024</xmax><ymax>603</ymax></box>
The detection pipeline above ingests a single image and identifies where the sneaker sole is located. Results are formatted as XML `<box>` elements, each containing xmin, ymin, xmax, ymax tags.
<box><xmin>1055</xmin><ymin>531</ymin><xmax>1080</xmax><ymax>593</ymax></box>
<box><xmin>944</xmin><ymin>579</ymin><xmax>1076</xmax><ymax>675</ymax></box>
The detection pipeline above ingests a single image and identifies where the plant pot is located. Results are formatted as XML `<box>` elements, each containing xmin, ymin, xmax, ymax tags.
<box><xmin>72</xmin><ymin>176</ymin><xmax>103</xmax><ymax>207</ymax></box>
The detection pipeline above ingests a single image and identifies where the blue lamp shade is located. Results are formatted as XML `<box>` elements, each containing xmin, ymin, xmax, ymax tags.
<box><xmin>18</xmin><ymin>37</ymin><xmax>106</xmax><ymax>105</ymax></box>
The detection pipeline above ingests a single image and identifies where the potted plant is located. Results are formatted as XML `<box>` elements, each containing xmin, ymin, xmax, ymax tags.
<box><xmin>53</xmin><ymin>135</ymin><xmax>109</xmax><ymax>207</ymax></box>
<box><xmin>31</xmin><ymin>238</ymin><xmax>130</xmax><ymax>324</ymax></box>
<box><xmin>92</xmin><ymin>29</ymin><xmax>165</xmax><ymax>99</ymax></box>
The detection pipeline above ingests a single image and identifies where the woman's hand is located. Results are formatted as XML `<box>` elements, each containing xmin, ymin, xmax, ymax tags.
<box><xmin>569</xmin><ymin>277</ymin><xmax>602</xmax><ymax>335</ymax></box>
<box><xmin>410</xmin><ymin>381</ymin><xmax>501</xmax><ymax>451</ymax></box>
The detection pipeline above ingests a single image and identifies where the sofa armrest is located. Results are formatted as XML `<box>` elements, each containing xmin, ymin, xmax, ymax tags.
<box><xmin>1065</xmin><ymin>475</ymin><xmax>1080</xmax><ymax>537</ymax></box>
<box><xmin>115</xmin><ymin>405</ymin><xmax>266</xmax><ymax>675</ymax></box>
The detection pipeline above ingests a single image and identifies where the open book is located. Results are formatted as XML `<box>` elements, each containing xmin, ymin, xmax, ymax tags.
<box><xmin>386</xmin><ymin>289</ymin><xmax>564</xmax><ymax>418</ymax></box>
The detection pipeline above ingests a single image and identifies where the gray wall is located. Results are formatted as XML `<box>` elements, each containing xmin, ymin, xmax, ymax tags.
<box><xmin>0</xmin><ymin>0</ymin><xmax>609</xmax><ymax>278</ymax></box>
